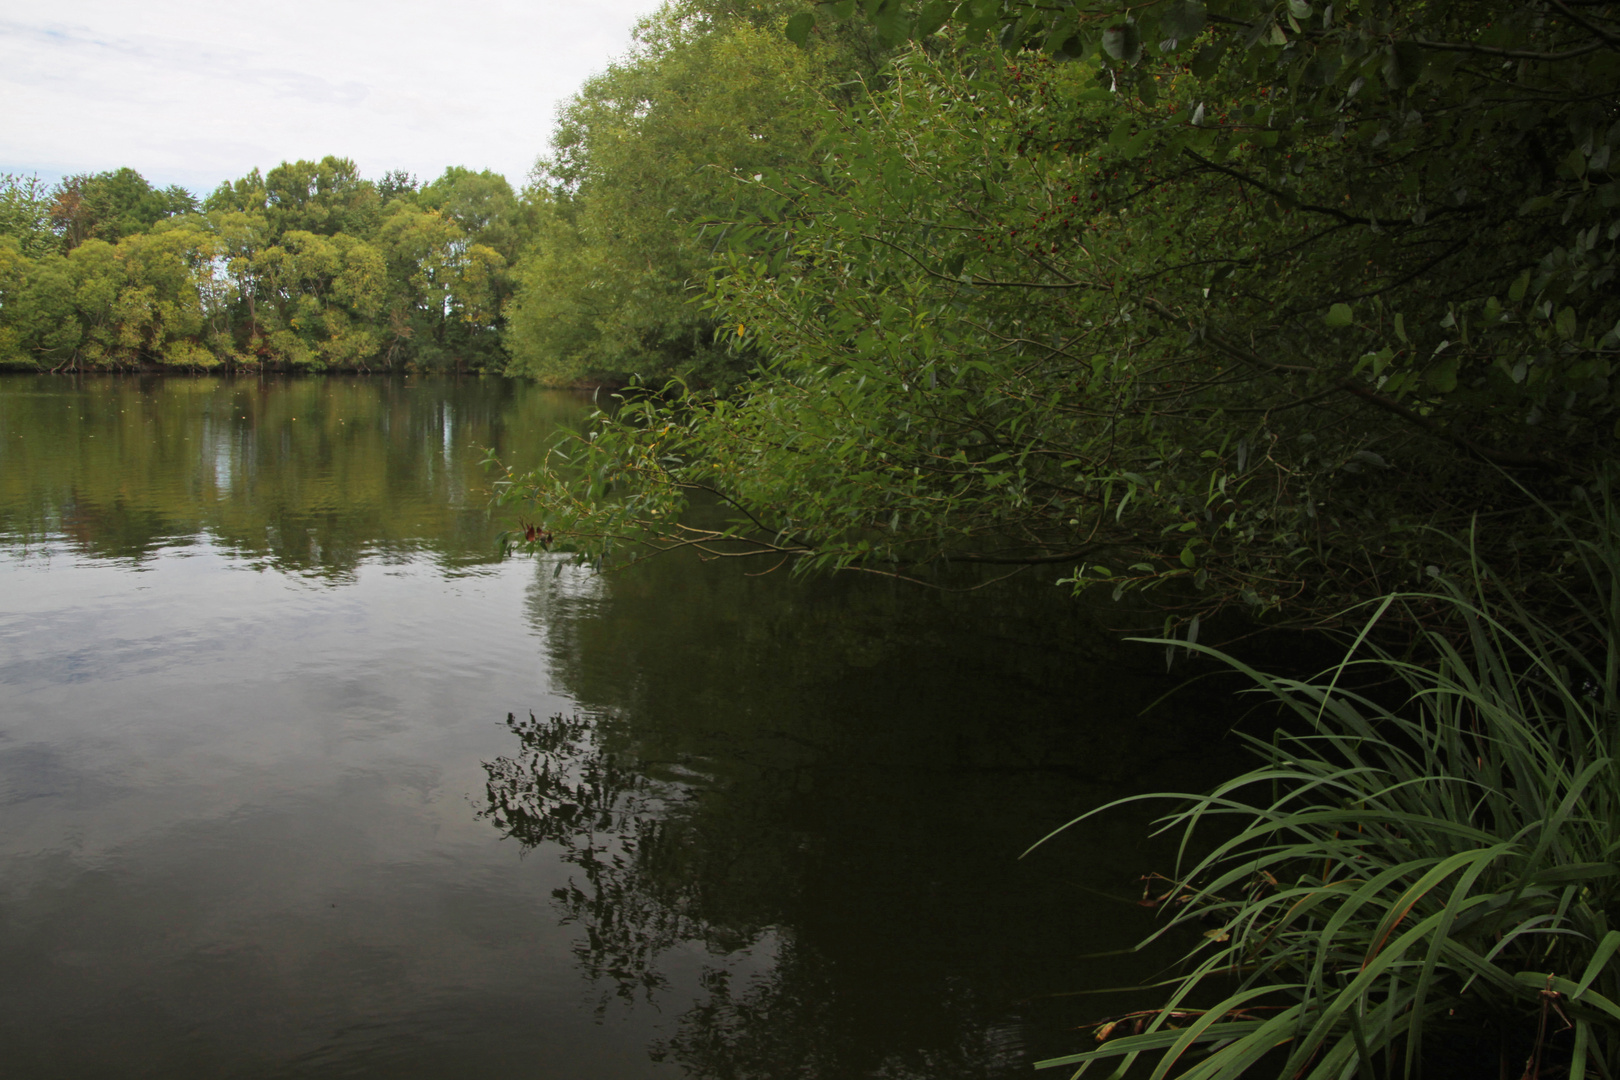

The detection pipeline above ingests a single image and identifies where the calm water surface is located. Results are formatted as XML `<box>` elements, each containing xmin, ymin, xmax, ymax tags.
<box><xmin>0</xmin><ymin>374</ymin><xmax>1243</xmax><ymax>1079</ymax></box>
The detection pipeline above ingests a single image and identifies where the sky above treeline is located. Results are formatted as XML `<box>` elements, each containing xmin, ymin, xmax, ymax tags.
<box><xmin>0</xmin><ymin>0</ymin><xmax>663</xmax><ymax>196</ymax></box>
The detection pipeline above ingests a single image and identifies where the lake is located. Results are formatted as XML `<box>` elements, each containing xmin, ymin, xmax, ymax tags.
<box><xmin>0</xmin><ymin>373</ymin><xmax>1243</xmax><ymax>1079</ymax></box>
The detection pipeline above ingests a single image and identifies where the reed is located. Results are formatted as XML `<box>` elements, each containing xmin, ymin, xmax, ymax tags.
<box><xmin>1037</xmin><ymin>503</ymin><xmax>1620</xmax><ymax>1079</ymax></box>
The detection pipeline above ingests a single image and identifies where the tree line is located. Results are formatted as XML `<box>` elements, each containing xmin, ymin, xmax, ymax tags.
<box><xmin>0</xmin><ymin>159</ymin><xmax>523</xmax><ymax>372</ymax></box>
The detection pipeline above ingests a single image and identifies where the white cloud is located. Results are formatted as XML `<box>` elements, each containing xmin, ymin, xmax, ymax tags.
<box><xmin>0</xmin><ymin>0</ymin><xmax>663</xmax><ymax>195</ymax></box>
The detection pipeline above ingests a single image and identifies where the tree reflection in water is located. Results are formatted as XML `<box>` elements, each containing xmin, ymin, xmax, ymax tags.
<box><xmin>481</xmin><ymin>710</ymin><xmax>709</xmax><ymax>1004</ymax></box>
<box><xmin>478</xmin><ymin>557</ymin><xmax>1248</xmax><ymax>1078</ymax></box>
<box><xmin>479</xmin><ymin>709</ymin><xmax>1041</xmax><ymax>1078</ymax></box>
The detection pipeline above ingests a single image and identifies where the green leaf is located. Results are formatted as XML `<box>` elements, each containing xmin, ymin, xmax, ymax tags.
<box><xmin>913</xmin><ymin>0</ymin><xmax>953</xmax><ymax>38</ymax></box>
<box><xmin>874</xmin><ymin>6</ymin><xmax>909</xmax><ymax>44</ymax></box>
<box><xmin>1325</xmin><ymin>302</ymin><xmax>1354</xmax><ymax>328</ymax></box>
<box><xmin>1557</xmin><ymin>306</ymin><xmax>1579</xmax><ymax>340</ymax></box>
<box><xmin>1571</xmin><ymin>932</ymin><xmax>1620</xmax><ymax>999</ymax></box>
<box><xmin>1516</xmin><ymin>974</ymin><xmax>1620</xmax><ymax>1024</ymax></box>
<box><xmin>1303</xmin><ymin>48</ymin><xmax>1341</xmax><ymax>87</ymax></box>
<box><xmin>1425</xmin><ymin>355</ymin><xmax>1459</xmax><ymax>393</ymax></box>
<box><xmin>1101</xmin><ymin>21</ymin><xmax>1143</xmax><ymax>65</ymax></box>
<box><xmin>1189</xmin><ymin>42</ymin><xmax>1224</xmax><ymax>78</ymax></box>
<box><xmin>963</xmin><ymin>0</ymin><xmax>1000</xmax><ymax>32</ymax></box>
<box><xmin>1365</xmin><ymin>346</ymin><xmax>1395</xmax><ymax>376</ymax></box>
<box><xmin>1050</xmin><ymin>32</ymin><xmax>1086</xmax><ymax>60</ymax></box>
<box><xmin>784</xmin><ymin>11</ymin><xmax>815</xmax><ymax>46</ymax></box>
<box><xmin>1286</xmin><ymin>0</ymin><xmax>1312</xmax><ymax>17</ymax></box>
<box><xmin>1384</xmin><ymin>41</ymin><xmax>1425</xmax><ymax>89</ymax></box>
<box><xmin>1509</xmin><ymin>269</ymin><xmax>1531</xmax><ymax>303</ymax></box>
<box><xmin>1160</xmin><ymin>0</ymin><xmax>1206</xmax><ymax>43</ymax></box>
<box><xmin>1394</xmin><ymin>313</ymin><xmax>1408</xmax><ymax>343</ymax></box>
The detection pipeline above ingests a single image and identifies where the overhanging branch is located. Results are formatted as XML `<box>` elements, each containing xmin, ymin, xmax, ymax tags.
<box><xmin>1141</xmin><ymin>297</ymin><xmax>1559</xmax><ymax>472</ymax></box>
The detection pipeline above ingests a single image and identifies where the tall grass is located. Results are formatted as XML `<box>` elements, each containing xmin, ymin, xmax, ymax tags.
<box><xmin>1036</xmin><ymin>504</ymin><xmax>1620</xmax><ymax>1080</ymax></box>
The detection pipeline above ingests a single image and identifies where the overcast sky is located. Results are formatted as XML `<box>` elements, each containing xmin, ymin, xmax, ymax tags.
<box><xmin>0</xmin><ymin>0</ymin><xmax>663</xmax><ymax>196</ymax></box>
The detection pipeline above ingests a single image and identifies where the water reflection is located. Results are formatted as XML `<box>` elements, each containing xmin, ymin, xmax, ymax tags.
<box><xmin>0</xmin><ymin>372</ymin><xmax>575</xmax><ymax>573</ymax></box>
<box><xmin>479</xmin><ymin>557</ymin><xmax>1247</xmax><ymax>1078</ymax></box>
<box><xmin>483</xmin><ymin>710</ymin><xmax>697</xmax><ymax>1003</ymax></box>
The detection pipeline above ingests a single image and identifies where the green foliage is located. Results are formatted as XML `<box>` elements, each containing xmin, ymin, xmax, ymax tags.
<box><xmin>109</xmin><ymin>222</ymin><xmax>224</xmax><ymax>368</ymax></box>
<box><xmin>375</xmin><ymin>169</ymin><xmax>420</xmax><ymax>204</ymax></box>
<box><xmin>0</xmin><ymin>174</ymin><xmax>55</xmax><ymax>257</ymax></box>
<box><xmin>1033</xmin><ymin>504</ymin><xmax>1620</xmax><ymax>1079</ymax></box>
<box><xmin>49</xmin><ymin>167</ymin><xmax>196</xmax><ymax>250</ymax></box>
<box><xmin>1</xmin><ymin>222</ymin><xmax>228</xmax><ymax>370</ymax></box>
<box><xmin>1</xmin><ymin>160</ymin><xmax>523</xmax><ymax>372</ymax></box>
<box><xmin>499</xmin><ymin>2</ymin><xmax>1620</xmax><ymax>624</ymax></box>
<box><xmin>503</xmin><ymin>3</ymin><xmax>866</xmax><ymax>388</ymax></box>
<box><xmin>204</xmin><ymin>155</ymin><xmax>381</xmax><ymax>240</ymax></box>
<box><xmin>374</xmin><ymin>200</ymin><xmax>508</xmax><ymax>370</ymax></box>
<box><xmin>419</xmin><ymin>166</ymin><xmax>526</xmax><ymax>263</ymax></box>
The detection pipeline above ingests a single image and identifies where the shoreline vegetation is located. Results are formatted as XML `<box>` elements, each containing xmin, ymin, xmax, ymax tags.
<box><xmin>1030</xmin><ymin>500</ymin><xmax>1620</xmax><ymax>1080</ymax></box>
<box><xmin>9</xmin><ymin>0</ymin><xmax>1619</xmax><ymax>1076</ymax></box>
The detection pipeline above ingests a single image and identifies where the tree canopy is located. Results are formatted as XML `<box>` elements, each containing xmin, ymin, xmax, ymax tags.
<box><xmin>497</xmin><ymin>0</ymin><xmax>1620</xmax><ymax>626</ymax></box>
<box><xmin>49</xmin><ymin>167</ymin><xmax>197</xmax><ymax>249</ymax></box>
<box><xmin>503</xmin><ymin>0</ymin><xmax>888</xmax><ymax>389</ymax></box>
